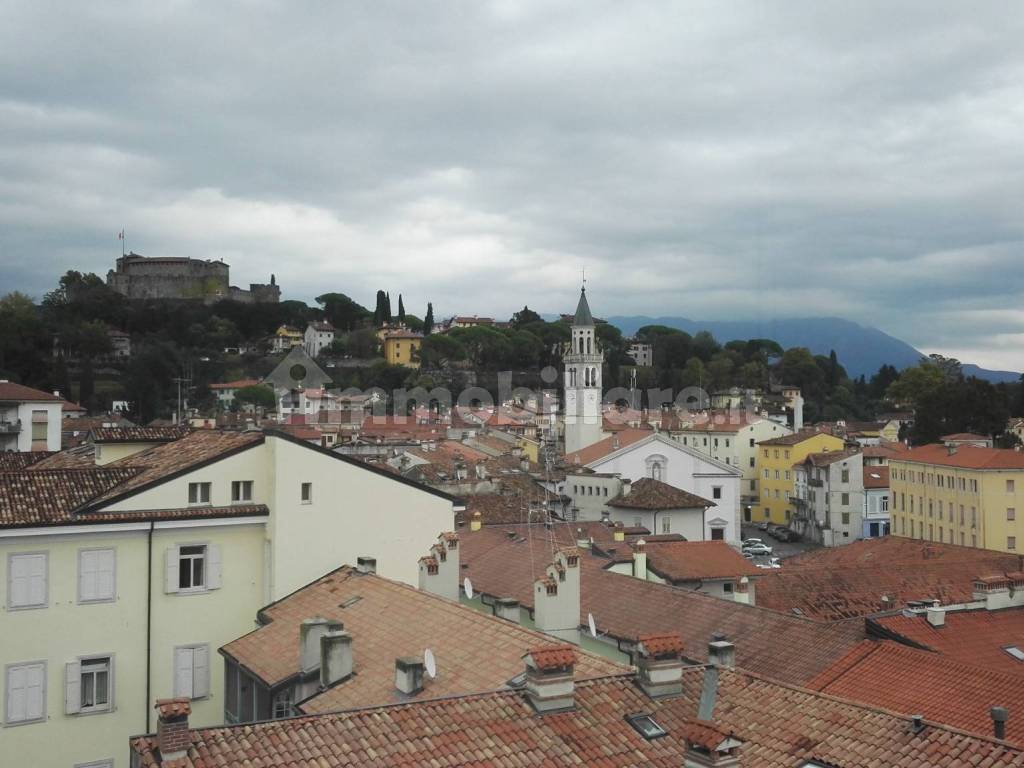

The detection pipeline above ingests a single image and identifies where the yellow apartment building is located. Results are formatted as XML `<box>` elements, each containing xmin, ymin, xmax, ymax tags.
<box><xmin>889</xmin><ymin>443</ymin><xmax>1024</xmax><ymax>552</ymax></box>
<box><xmin>383</xmin><ymin>330</ymin><xmax>423</xmax><ymax>368</ymax></box>
<box><xmin>756</xmin><ymin>430</ymin><xmax>845</xmax><ymax>524</ymax></box>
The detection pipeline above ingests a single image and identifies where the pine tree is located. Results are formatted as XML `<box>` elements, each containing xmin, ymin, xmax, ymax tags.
<box><xmin>398</xmin><ymin>294</ymin><xmax>406</xmax><ymax>323</ymax></box>
<box><xmin>424</xmin><ymin>302</ymin><xmax>434</xmax><ymax>336</ymax></box>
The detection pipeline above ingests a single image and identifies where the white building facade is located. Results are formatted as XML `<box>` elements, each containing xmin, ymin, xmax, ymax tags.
<box><xmin>0</xmin><ymin>381</ymin><xmax>63</xmax><ymax>453</ymax></box>
<box><xmin>563</xmin><ymin>288</ymin><xmax>604</xmax><ymax>456</ymax></box>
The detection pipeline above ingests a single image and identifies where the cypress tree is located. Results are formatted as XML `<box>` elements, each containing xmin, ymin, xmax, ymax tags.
<box><xmin>424</xmin><ymin>302</ymin><xmax>434</xmax><ymax>336</ymax></box>
<box><xmin>398</xmin><ymin>294</ymin><xmax>406</xmax><ymax>323</ymax></box>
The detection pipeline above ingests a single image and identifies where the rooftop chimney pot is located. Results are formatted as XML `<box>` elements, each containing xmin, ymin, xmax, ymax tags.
<box><xmin>155</xmin><ymin>698</ymin><xmax>192</xmax><ymax>761</ymax></box>
<box><xmin>319</xmin><ymin>630</ymin><xmax>353</xmax><ymax>688</ymax></box>
<box><xmin>394</xmin><ymin>656</ymin><xmax>425</xmax><ymax>695</ymax></box>
<box><xmin>356</xmin><ymin>557</ymin><xmax>377</xmax><ymax>575</ymax></box>
<box><xmin>992</xmin><ymin>707</ymin><xmax>1009</xmax><ymax>740</ymax></box>
<box><xmin>926</xmin><ymin>605</ymin><xmax>946</xmax><ymax>628</ymax></box>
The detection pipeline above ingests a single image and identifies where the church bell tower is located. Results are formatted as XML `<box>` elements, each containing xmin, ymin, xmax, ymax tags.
<box><xmin>563</xmin><ymin>286</ymin><xmax>604</xmax><ymax>455</ymax></box>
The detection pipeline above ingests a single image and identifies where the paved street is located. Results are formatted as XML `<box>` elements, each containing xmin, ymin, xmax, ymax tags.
<box><xmin>740</xmin><ymin>524</ymin><xmax>820</xmax><ymax>564</ymax></box>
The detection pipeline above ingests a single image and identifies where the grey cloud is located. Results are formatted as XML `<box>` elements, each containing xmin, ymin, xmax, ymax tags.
<box><xmin>0</xmin><ymin>1</ymin><xmax>1023</xmax><ymax>368</ymax></box>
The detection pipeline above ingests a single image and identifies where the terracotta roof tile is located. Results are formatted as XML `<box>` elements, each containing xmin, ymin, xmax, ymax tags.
<box><xmin>564</xmin><ymin>427</ymin><xmax>653</xmax><ymax>465</ymax></box>
<box><xmin>525</xmin><ymin>645</ymin><xmax>577</xmax><ymax>670</ymax></box>
<box><xmin>0</xmin><ymin>452</ymin><xmax>52</xmax><ymax>471</ymax></box>
<box><xmin>758</xmin><ymin>428</ymin><xmax>836</xmax><ymax>446</ymax></box>
<box><xmin>755</xmin><ymin>536</ymin><xmax>1020</xmax><ymax>621</ymax></box>
<box><xmin>460</xmin><ymin>523</ymin><xmax>865</xmax><ymax>686</ymax></box>
<box><xmin>91</xmin><ymin>425</ymin><xmax>190</xmax><ymax>443</ymax></box>
<box><xmin>643</xmin><ymin>540</ymin><xmax>761</xmax><ymax>582</ymax></box>
<box><xmin>808</xmin><ymin>640</ymin><xmax>1024</xmax><ymax>745</ymax></box>
<box><xmin>636</xmin><ymin>633</ymin><xmax>686</xmax><ymax>656</ymax></box>
<box><xmin>608</xmin><ymin>477</ymin><xmax>715</xmax><ymax>510</ymax></box>
<box><xmin>870</xmin><ymin>607</ymin><xmax>1024</xmax><ymax>674</ymax></box>
<box><xmin>894</xmin><ymin>443</ymin><xmax>1024</xmax><ymax>470</ymax></box>
<box><xmin>155</xmin><ymin>698</ymin><xmax>192</xmax><ymax>719</ymax></box>
<box><xmin>220</xmin><ymin>566</ymin><xmax>623</xmax><ymax>713</ymax></box>
<box><xmin>863</xmin><ymin>466</ymin><xmax>890</xmax><ymax>488</ymax></box>
<box><xmin>130</xmin><ymin>665</ymin><xmax>1024</xmax><ymax>768</ymax></box>
<box><xmin>0</xmin><ymin>381</ymin><xmax>62</xmax><ymax>401</ymax></box>
<box><xmin>209</xmin><ymin>379</ymin><xmax>262</xmax><ymax>390</ymax></box>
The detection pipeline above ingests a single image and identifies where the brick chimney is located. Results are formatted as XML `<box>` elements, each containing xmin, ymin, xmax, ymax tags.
<box><xmin>395</xmin><ymin>656</ymin><xmax>424</xmax><ymax>695</ymax></box>
<box><xmin>522</xmin><ymin>645</ymin><xmax>576</xmax><ymax>713</ymax></box>
<box><xmin>681</xmin><ymin>720</ymin><xmax>744</xmax><ymax>768</ymax></box>
<box><xmin>418</xmin><ymin>532</ymin><xmax>460</xmax><ymax>601</ymax></box>
<box><xmin>494</xmin><ymin>596</ymin><xmax>521</xmax><ymax>623</ymax></box>
<box><xmin>633</xmin><ymin>539</ymin><xmax>647</xmax><ymax>579</ymax></box>
<box><xmin>533</xmin><ymin>548</ymin><xmax>581</xmax><ymax>643</ymax></box>
<box><xmin>634</xmin><ymin>633</ymin><xmax>685</xmax><ymax>699</ymax></box>
<box><xmin>154</xmin><ymin>698</ymin><xmax>192</xmax><ymax>762</ymax></box>
<box><xmin>320</xmin><ymin>630</ymin><xmax>353</xmax><ymax>688</ymax></box>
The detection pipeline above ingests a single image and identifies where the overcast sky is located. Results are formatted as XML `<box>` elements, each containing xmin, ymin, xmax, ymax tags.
<box><xmin>1</xmin><ymin>2</ymin><xmax>1022</xmax><ymax>369</ymax></box>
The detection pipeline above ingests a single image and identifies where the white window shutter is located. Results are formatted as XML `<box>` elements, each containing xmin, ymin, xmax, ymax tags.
<box><xmin>30</xmin><ymin>555</ymin><xmax>46</xmax><ymax>606</ymax></box>
<box><xmin>25</xmin><ymin>664</ymin><xmax>45</xmax><ymax>721</ymax></box>
<box><xmin>10</xmin><ymin>555</ymin><xmax>29</xmax><ymax>605</ymax></box>
<box><xmin>97</xmin><ymin>549</ymin><xmax>115</xmax><ymax>599</ymax></box>
<box><xmin>79</xmin><ymin>550</ymin><xmax>95</xmax><ymax>601</ymax></box>
<box><xmin>206</xmin><ymin>545</ymin><xmax>222</xmax><ymax>589</ymax></box>
<box><xmin>192</xmin><ymin>646</ymin><xmax>210</xmax><ymax>699</ymax></box>
<box><xmin>65</xmin><ymin>661</ymin><xmax>81</xmax><ymax>714</ymax></box>
<box><xmin>7</xmin><ymin>666</ymin><xmax>26</xmax><ymax>721</ymax></box>
<box><xmin>165</xmin><ymin>547</ymin><xmax>180</xmax><ymax>593</ymax></box>
<box><xmin>174</xmin><ymin>648</ymin><xmax>194</xmax><ymax>698</ymax></box>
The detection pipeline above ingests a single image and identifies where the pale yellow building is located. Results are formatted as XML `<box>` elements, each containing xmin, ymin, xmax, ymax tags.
<box><xmin>383</xmin><ymin>330</ymin><xmax>423</xmax><ymax>368</ymax></box>
<box><xmin>755</xmin><ymin>430</ymin><xmax>845</xmax><ymax>524</ymax></box>
<box><xmin>1</xmin><ymin>429</ymin><xmax>457</xmax><ymax>768</ymax></box>
<box><xmin>889</xmin><ymin>443</ymin><xmax>1024</xmax><ymax>552</ymax></box>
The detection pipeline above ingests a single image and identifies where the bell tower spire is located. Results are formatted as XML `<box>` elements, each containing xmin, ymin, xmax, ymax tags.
<box><xmin>564</xmin><ymin>285</ymin><xmax>603</xmax><ymax>456</ymax></box>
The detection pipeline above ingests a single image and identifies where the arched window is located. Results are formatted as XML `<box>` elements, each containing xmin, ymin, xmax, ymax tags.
<box><xmin>651</xmin><ymin>462</ymin><xmax>663</xmax><ymax>481</ymax></box>
<box><xmin>645</xmin><ymin>454</ymin><xmax>668</xmax><ymax>481</ymax></box>
<box><xmin>587</xmin><ymin>336</ymin><xmax>592</xmax><ymax>354</ymax></box>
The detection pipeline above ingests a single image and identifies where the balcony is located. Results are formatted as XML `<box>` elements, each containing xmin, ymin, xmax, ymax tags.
<box><xmin>808</xmin><ymin>478</ymin><xmax>823</xmax><ymax>488</ymax></box>
<box><xmin>0</xmin><ymin>419</ymin><xmax>22</xmax><ymax>434</ymax></box>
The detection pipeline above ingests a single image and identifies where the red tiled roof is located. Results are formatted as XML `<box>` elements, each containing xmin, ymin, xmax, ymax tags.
<box><xmin>643</xmin><ymin>540</ymin><xmax>762</xmax><ymax>582</ymax></box>
<box><xmin>460</xmin><ymin>523</ymin><xmax>865</xmax><ymax>686</ymax></box>
<box><xmin>130</xmin><ymin>665</ymin><xmax>1024</xmax><ymax>768</ymax></box>
<box><xmin>893</xmin><ymin>443</ymin><xmax>1024</xmax><ymax>470</ymax></box>
<box><xmin>864</xmin><ymin>466</ymin><xmax>890</xmax><ymax>489</ymax></box>
<box><xmin>758</xmin><ymin>428</ymin><xmax>837</xmax><ymax>446</ymax></box>
<box><xmin>755</xmin><ymin>536</ymin><xmax>1020</xmax><ymax>621</ymax></box>
<box><xmin>221</xmin><ymin>566</ymin><xmax>622</xmax><ymax>713</ymax></box>
<box><xmin>209</xmin><ymin>379</ymin><xmax>262</xmax><ymax>390</ymax></box>
<box><xmin>0</xmin><ymin>452</ymin><xmax>52</xmax><ymax>471</ymax></box>
<box><xmin>525</xmin><ymin>645</ymin><xmax>577</xmax><ymax>671</ymax></box>
<box><xmin>0</xmin><ymin>381</ymin><xmax>62</xmax><ymax>402</ymax></box>
<box><xmin>808</xmin><ymin>640</ymin><xmax>1024</xmax><ymax>745</ymax></box>
<box><xmin>863</xmin><ymin>442</ymin><xmax>909</xmax><ymax>459</ymax></box>
<box><xmin>870</xmin><ymin>607</ymin><xmax>1024</xmax><ymax>675</ymax></box>
<box><xmin>563</xmin><ymin>427</ymin><xmax>652</xmax><ymax>466</ymax></box>
<box><xmin>91</xmin><ymin>425</ymin><xmax>190</xmax><ymax>443</ymax></box>
<box><xmin>801</xmin><ymin>449</ymin><xmax>861</xmax><ymax>468</ymax></box>
<box><xmin>942</xmin><ymin>433</ymin><xmax>991</xmax><ymax>442</ymax></box>
<box><xmin>636</xmin><ymin>633</ymin><xmax>685</xmax><ymax>656</ymax></box>
<box><xmin>680</xmin><ymin>719</ymin><xmax>739</xmax><ymax>751</ymax></box>
<box><xmin>155</xmin><ymin>698</ymin><xmax>192</xmax><ymax>719</ymax></box>
<box><xmin>26</xmin><ymin>444</ymin><xmax>97</xmax><ymax>469</ymax></box>
<box><xmin>607</xmin><ymin>477</ymin><xmax>715</xmax><ymax>510</ymax></box>
<box><xmin>61</xmin><ymin>400</ymin><xmax>86</xmax><ymax>412</ymax></box>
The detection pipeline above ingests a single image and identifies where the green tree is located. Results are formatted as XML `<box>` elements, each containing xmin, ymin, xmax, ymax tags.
<box><xmin>315</xmin><ymin>293</ymin><xmax>371</xmax><ymax>331</ymax></box>
<box><xmin>397</xmin><ymin>294</ymin><xmax>406</xmax><ymax>323</ymax></box>
<box><xmin>78</xmin><ymin>357</ymin><xmax>95</xmax><ymax>414</ymax></box>
<box><xmin>0</xmin><ymin>292</ymin><xmax>49</xmax><ymax>383</ymax></box>
<box><xmin>419</xmin><ymin>334</ymin><xmax>467</xmax><ymax>368</ymax></box>
<box><xmin>511</xmin><ymin>306</ymin><xmax>542</xmax><ymax>328</ymax></box>
<box><xmin>424</xmin><ymin>303</ymin><xmax>435</xmax><ymax>336</ymax></box>
<box><xmin>345</xmin><ymin>328</ymin><xmax>380</xmax><ymax>359</ymax></box>
<box><xmin>54</xmin><ymin>353</ymin><xmax>73</xmax><ymax>402</ymax></box>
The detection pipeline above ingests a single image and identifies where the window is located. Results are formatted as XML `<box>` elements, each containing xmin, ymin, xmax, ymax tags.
<box><xmin>301</xmin><ymin>482</ymin><xmax>313</xmax><ymax>503</ymax></box>
<box><xmin>174</xmin><ymin>644</ymin><xmax>210</xmax><ymax>699</ymax></box>
<box><xmin>749</xmin><ymin>457</ymin><xmax>755</xmax><ymax>468</ymax></box>
<box><xmin>1003</xmin><ymin>645</ymin><xmax>1024</xmax><ymax>662</ymax></box>
<box><xmin>272</xmin><ymin>688</ymin><xmax>294</xmax><ymax>719</ymax></box>
<box><xmin>165</xmin><ymin>544</ymin><xmax>221</xmax><ymax>593</ymax></box>
<box><xmin>842</xmin><ymin>512</ymin><xmax>850</xmax><ymax>525</ymax></box>
<box><xmin>784</xmin><ymin>450</ymin><xmax>790</xmax><ymax>460</ymax></box>
<box><xmin>763</xmin><ymin>469</ymin><xmax>769</xmax><ymax>479</ymax></box>
<box><xmin>661</xmin><ymin>517</ymin><xmax>671</xmax><ymax>534</ymax></box>
<box><xmin>882</xmin><ymin>496</ymin><xmax>889</xmax><ymax>511</ymax></box>
<box><xmin>8</xmin><ymin>552</ymin><xmax>47</xmax><ymax>609</ymax></box>
<box><xmin>1009</xmin><ymin>537</ymin><xmax>1017</xmax><ymax>551</ymax></box>
<box><xmin>774</xmin><ymin>470</ymin><xmax>780</xmax><ymax>480</ymax></box>
<box><xmin>625</xmin><ymin>712</ymin><xmax>667</xmax><ymax>739</ymax></box>
<box><xmin>841</xmin><ymin>493</ymin><xmax>849</xmax><ymax>505</ymax></box>
<box><xmin>784</xmin><ymin>470</ymin><xmax>790</xmax><ymax>481</ymax></box>
<box><xmin>774</xmin><ymin>450</ymin><xmax>779</xmax><ymax>459</ymax></box>
<box><xmin>1009</xmin><ymin>508</ymin><xmax>1017</xmax><ymax>521</ymax></box>
<box><xmin>78</xmin><ymin>548</ymin><xmax>115</xmax><ymax>603</ymax></box>
<box><xmin>231</xmin><ymin>480</ymin><xmax>253</xmax><ymax>503</ymax></box>
<box><xmin>749</xmin><ymin>438</ymin><xmax>755</xmax><ymax>448</ymax></box>
<box><xmin>4</xmin><ymin>661</ymin><xmax>46</xmax><ymax>725</ymax></box>
<box><xmin>712</xmin><ymin>486</ymin><xmax>722</xmax><ymax>500</ymax></box>
<box><xmin>188</xmin><ymin>482</ymin><xmax>211</xmax><ymax>505</ymax></box>
<box><xmin>31</xmin><ymin>410</ymin><xmax>47</xmax><ymax>442</ymax></box>
<box><xmin>710</xmin><ymin>527</ymin><xmax>725</xmax><ymax>540</ymax></box>
<box><xmin>66</xmin><ymin>655</ymin><xmax>113</xmax><ymax>714</ymax></box>
<box><xmin>1008</xmin><ymin>480</ymin><xmax>1016</xmax><ymax>493</ymax></box>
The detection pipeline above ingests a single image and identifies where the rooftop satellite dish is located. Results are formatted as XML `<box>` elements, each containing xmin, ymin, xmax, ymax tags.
<box><xmin>587</xmin><ymin>612</ymin><xmax>598</xmax><ymax>638</ymax></box>
<box><xmin>463</xmin><ymin>576</ymin><xmax>474</xmax><ymax>600</ymax></box>
<box><xmin>424</xmin><ymin>648</ymin><xmax>437</xmax><ymax>679</ymax></box>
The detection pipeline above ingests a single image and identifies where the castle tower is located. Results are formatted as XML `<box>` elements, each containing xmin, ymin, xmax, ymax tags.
<box><xmin>563</xmin><ymin>287</ymin><xmax>604</xmax><ymax>455</ymax></box>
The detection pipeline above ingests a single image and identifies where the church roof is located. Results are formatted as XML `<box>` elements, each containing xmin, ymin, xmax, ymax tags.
<box><xmin>573</xmin><ymin>287</ymin><xmax>594</xmax><ymax>326</ymax></box>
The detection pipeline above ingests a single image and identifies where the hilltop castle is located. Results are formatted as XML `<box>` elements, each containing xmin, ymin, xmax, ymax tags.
<box><xmin>106</xmin><ymin>252</ymin><xmax>280</xmax><ymax>303</ymax></box>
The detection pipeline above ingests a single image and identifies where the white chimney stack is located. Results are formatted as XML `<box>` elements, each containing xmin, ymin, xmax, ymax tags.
<box><xmin>494</xmin><ymin>597</ymin><xmax>521</xmax><ymax>623</ymax></box>
<box><xmin>319</xmin><ymin>630</ymin><xmax>353</xmax><ymax>688</ymax></box>
<box><xmin>522</xmin><ymin>645</ymin><xmax>577</xmax><ymax>713</ymax></box>
<box><xmin>632</xmin><ymin>539</ymin><xmax>647</xmax><ymax>580</ymax></box>
<box><xmin>926</xmin><ymin>605</ymin><xmax>946</xmax><ymax>628</ymax></box>
<box><xmin>533</xmin><ymin>549</ymin><xmax>581</xmax><ymax>644</ymax></box>
<box><xmin>418</xmin><ymin>533</ymin><xmax>460</xmax><ymax>601</ymax></box>
<box><xmin>394</xmin><ymin>657</ymin><xmax>424</xmax><ymax>695</ymax></box>
<box><xmin>300</xmin><ymin>617</ymin><xmax>343</xmax><ymax>673</ymax></box>
<box><xmin>634</xmin><ymin>634</ymin><xmax>686</xmax><ymax>699</ymax></box>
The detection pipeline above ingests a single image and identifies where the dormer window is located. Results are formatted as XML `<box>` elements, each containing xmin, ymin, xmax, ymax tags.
<box><xmin>626</xmin><ymin>713</ymin><xmax>667</xmax><ymax>739</ymax></box>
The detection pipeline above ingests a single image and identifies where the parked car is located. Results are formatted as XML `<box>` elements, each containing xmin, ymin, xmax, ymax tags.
<box><xmin>742</xmin><ymin>543</ymin><xmax>773</xmax><ymax>556</ymax></box>
<box><xmin>757</xmin><ymin>557</ymin><xmax>782</xmax><ymax>569</ymax></box>
<box><xmin>766</xmin><ymin>525</ymin><xmax>786</xmax><ymax>539</ymax></box>
<box><xmin>757</xmin><ymin>521</ymin><xmax>770</xmax><ymax>531</ymax></box>
<box><xmin>742</xmin><ymin>538</ymin><xmax>764</xmax><ymax>548</ymax></box>
<box><xmin>776</xmin><ymin>528</ymin><xmax>802</xmax><ymax>543</ymax></box>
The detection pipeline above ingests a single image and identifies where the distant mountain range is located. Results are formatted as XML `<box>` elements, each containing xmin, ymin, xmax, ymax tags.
<box><xmin>601</xmin><ymin>315</ymin><xmax>1020</xmax><ymax>383</ymax></box>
